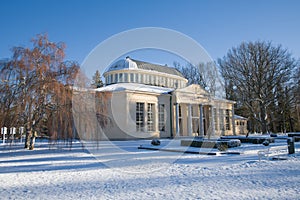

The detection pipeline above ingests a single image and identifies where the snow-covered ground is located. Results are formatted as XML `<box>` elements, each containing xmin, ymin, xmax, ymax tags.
<box><xmin>0</xmin><ymin>136</ymin><xmax>300</xmax><ymax>200</ymax></box>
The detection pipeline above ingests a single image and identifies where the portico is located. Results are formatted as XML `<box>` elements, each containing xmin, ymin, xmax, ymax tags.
<box><xmin>173</xmin><ymin>84</ymin><xmax>236</xmax><ymax>138</ymax></box>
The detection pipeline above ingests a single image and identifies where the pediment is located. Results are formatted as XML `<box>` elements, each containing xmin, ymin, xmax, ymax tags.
<box><xmin>174</xmin><ymin>84</ymin><xmax>209</xmax><ymax>95</ymax></box>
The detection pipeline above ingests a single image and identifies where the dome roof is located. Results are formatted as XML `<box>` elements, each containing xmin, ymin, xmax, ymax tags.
<box><xmin>105</xmin><ymin>57</ymin><xmax>184</xmax><ymax>78</ymax></box>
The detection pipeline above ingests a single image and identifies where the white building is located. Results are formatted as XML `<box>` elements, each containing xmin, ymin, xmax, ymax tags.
<box><xmin>90</xmin><ymin>57</ymin><xmax>237</xmax><ymax>140</ymax></box>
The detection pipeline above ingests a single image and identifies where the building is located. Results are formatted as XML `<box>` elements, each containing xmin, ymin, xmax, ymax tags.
<box><xmin>234</xmin><ymin>115</ymin><xmax>248</xmax><ymax>135</ymax></box>
<box><xmin>93</xmin><ymin>57</ymin><xmax>237</xmax><ymax>140</ymax></box>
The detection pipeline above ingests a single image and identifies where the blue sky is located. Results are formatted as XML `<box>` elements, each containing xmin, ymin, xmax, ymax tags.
<box><xmin>1</xmin><ymin>0</ymin><xmax>299</xmax><ymax>76</ymax></box>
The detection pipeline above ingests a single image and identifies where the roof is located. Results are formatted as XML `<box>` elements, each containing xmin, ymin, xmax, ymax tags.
<box><xmin>95</xmin><ymin>83</ymin><xmax>174</xmax><ymax>94</ymax></box>
<box><xmin>130</xmin><ymin>58</ymin><xmax>185</xmax><ymax>78</ymax></box>
<box><xmin>234</xmin><ymin>115</ymin><xmax>248</xmax><ymax>120</ymax></box>
<box><xmin>105</xmin><ymin>57</ymin><xmax>185</xmax><ymax>78</ymax></box>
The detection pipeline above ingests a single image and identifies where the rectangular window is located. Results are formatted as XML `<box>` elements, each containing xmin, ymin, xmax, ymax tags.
<box><xmin>145</xmin><ymin>74</ymin><xmax>149</xmax><ymax>84</ymax></box>
<box><xmin>150</xmin><ymin>75</ymin><xmax>154</xmax><ymax>85</ymax></box>
<box><xmin>147</xmin><ymin>103</ymin><xmax>154</xmax><ymax>132</ymax></box>
<box><xmin>136</xmin><ymin>102</ymin><xmax>144</xmax><ymax>132</ymax></box>
<box><xmin>159</xmin><ymin>104</ymin><xmax>165</xmax><ymax>131</ymax></box>
<box><xmin>114</xmin><ymin>74</ymin><xmax>118</xmax><ymax>83</ymax></box>
<box><xmin>124</xmin><ymin>73</ymin><xmax>128</xmax><ymax>82</ymax></box>
<box><xmin>130</xmin><ymin>73</ymin><xmax>134</xmax><ymax>82</ymax></box>
<box><xmin>119</xmin><ymin>73</ymin><xmax>123</xmax><ymax>82</ymax></box>
<box><xmin>219</xmin><ymin>109</ymin><xmax>225</xmax><ymax>131</ymax></box>
<box><xmin>225</xmin><ymin>109</ymin><xmax>231</xmax><ymax>130</ymax></box>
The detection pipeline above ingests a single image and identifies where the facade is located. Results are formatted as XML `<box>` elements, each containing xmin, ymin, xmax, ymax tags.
<box><xmin>94</xmin><ymin>57</ymin><xmax>237</xmax><ymax>140</ymax></box>
<box><xmin>234</xmin><ymin>115</ymin><xmax>248</xmax><ymax>135</ymax></box>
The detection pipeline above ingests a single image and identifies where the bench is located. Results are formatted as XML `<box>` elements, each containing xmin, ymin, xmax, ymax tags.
<box><xmin>258</xmin><ymin>146</ymin><xmax>288</xmax><ymax>161</ymax></box>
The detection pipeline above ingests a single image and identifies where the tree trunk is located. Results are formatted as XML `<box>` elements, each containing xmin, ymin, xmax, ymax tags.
<box><xmin>24</xmin><ymin>127</ymin><xmax>32</xmax><ymax>149</ymax></box>
<box><xmin>29</xmin><ymin>131</ymin><xmax>36</xmax><ymax>150</ymax></box>
<box><xmin>24</xmin><ymin>125</ymin><xmax>36</xmax><ymax>150</ymax></box>
<box><xmin>260</xmin><ymin>102</ymin><xmax>268</xmax><ymax>134</ymax></box>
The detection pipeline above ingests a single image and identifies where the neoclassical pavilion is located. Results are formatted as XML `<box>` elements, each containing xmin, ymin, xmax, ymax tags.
<box><xmin>94</xmin><ymin>57</ymin><xmax>236</xmax><ymax>140</ymax></box>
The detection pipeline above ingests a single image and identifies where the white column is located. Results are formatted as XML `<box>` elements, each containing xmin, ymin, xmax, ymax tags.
<box><xmin>1</xmin><ymin>127</ymin><xmax>7</xmax><ymax>144</ymax></box>
<box><xmin>199</xmin><ymin>104</ymin><xmax>204</xmax><ymax>137</ymax></box>
<box><xmin>20</xmin><ymin>127</ymin><xmax>24</xmax><ymax>143</ymax></box>
<box><xmin>154</xmin><ymin>103</ymin><xmax>158</xmax><ymax>133</ymax></box>
<box><xmin>10</xmin><ymin>127</ymin><xmax>16</xmax><ymax>142</ymax></box>
<box><xmin>144</xmin><ymin>103</ymin><xmax>147</xmax><ymax>133</ymax></box>
<box><xmin>231</xmin><ymin>105</ymin><xmax>236</xmax><ymax>136</ymax></box>
<box><xmin>211</xmin><ymin>106</ymin><xmax>215</xmax><ymax>137</ymax></box>
<box><xmin>175</xmin><ymin>103</ymin><xmax>179</xmax><ymax>137</ymax></box>
<box><xmin>188</xmin><ymin>104</ymin><xmax>192</xmax><ymax>136</ymax></box>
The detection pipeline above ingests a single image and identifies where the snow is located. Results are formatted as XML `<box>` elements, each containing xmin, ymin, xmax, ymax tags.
<box><xmin>0</xmin><ymin>136</ymin><xmax>300</xmax><ymax>200</ymax></box>
<box><xmin>95</xmin><ymin>83</ymin><xmax>174</xmax><ymax>94</ymax></box>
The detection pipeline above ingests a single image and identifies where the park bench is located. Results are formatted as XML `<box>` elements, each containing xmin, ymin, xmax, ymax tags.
<box><xmin>258</xmin><ymin>146</ymin><xmax>288</xmax><ymax>161</ymax></box>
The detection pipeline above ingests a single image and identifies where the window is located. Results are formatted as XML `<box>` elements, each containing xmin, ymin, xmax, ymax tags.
<box><xmin>219</xmin><ymin>109</ymin><xmax>225</xmax><ymax>131</ymax></box>
<box><xmin>145</xmin><ymin>74</ymin><xmax>149</xmax><ymax>84</ymax></box>
<box><xmin>114</xmin><ymin>73</ymin><xmax>118</xmax><ymax>83</ymax></box>
<box><xmin>136</xmin><ymin>103</ymin><xmax>144</xmax><ymax>131</ymax></box>
<box><xmin>124</xmin><ymin>73</ymin><xmax>128</xmax><ymax>82</ymax></box>
<box><xmin>130</xmin><ymin>73</ymin><xmax>134</xmax><ymax>82</ymax></box>
<box><xmin>110</xmin><ymin>74</ymin><xmax>114</xmax><ymax>84</ymax></box>
<box><xmin>147</xmin><ymin>103</ymin><xmax>155</xmax><ymax>132</ymax></box>
<box><xmin>119</xmin><ymin>73</ymin><xmax>123</xmax><ymax>82</ymax></box>
<box><xmin>150</xmin><ymin>75</ymin><xmax>154</xmax><ymax>85</ymax></box>
<box><xmin>135</xmin><ymin>73</ymin><xmax>139</xmax><ymax>83</ymax></box>
<box><xmin>159</xmin><ymin>104</ymin><xmax>165</xmax><ymax>131</ymax></box>
<box><xmin>225</xmin><ymin>109</ymin><xmax>231</xmax><ymax>130</ymax></box>
<box><xmin>170</xmin><ymin>79</ymin><xmax>174</xmax><ymax>88</ymax></box>
<box><xmin>175</xmin><ymin>80</ymin><xmax>178</xmax><ymax>88</ymax></box>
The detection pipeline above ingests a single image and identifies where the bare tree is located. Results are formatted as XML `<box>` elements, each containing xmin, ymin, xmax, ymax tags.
<box><xmin>0</xmin><ymin>34</ymin><xmax>80</xmax><ymax>149</ymax></box>
<box><xmin>218</xmin><ymin>41</ymin><xmax>297</xmax><ymax>133</ymax></box>
<box><xmin>174</xmin><ymin>61</ymin><xmax>224</xmax><ymax>98</ymax></box>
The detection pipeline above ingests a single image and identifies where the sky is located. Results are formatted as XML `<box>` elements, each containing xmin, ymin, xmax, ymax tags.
<box><xmin>1</xmin><ymin>0</ymin><xmax>299</xmax><ymax>77</ymax></box>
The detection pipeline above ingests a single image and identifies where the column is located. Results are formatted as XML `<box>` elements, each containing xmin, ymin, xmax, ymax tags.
<box><xmin>211</xmin><ymin>106</ymin><xmax>215</xmax><ymax>137</ymax></box>
<box><xmin>187</xmin><ymin>104</ymin><xmax>192</xmax><ymax>136</ymax></box>
<box><xmin>175</xmin><ymin>103</ymin><xmax>179</xmax><ymax>137</ymax></box>
<box><xmin>231</xmin><ymin>104</ymin><xmax>236</xmax><ymax>136</ymax></box>
<box><xmin>154</xmin><ymin>103</ymin><xmax>158</xmax><ymax>133</ymax></box>
<box><xmin>199</xmin><ymin>104</ymin><xmax>204</xmax><ymax>137</ymax></box>
<box><xmin>1</xmin><ymin>127</ymin><xmax>7</xmax><ymax>144</ymax></box>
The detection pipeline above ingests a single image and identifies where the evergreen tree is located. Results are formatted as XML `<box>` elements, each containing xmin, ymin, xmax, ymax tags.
<box><xmin>92</xmin><ymin>70</ymin><xmax>103</xmax><ymax>88</ymax></box>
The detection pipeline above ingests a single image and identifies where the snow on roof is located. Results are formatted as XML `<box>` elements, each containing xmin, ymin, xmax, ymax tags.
<box><xmin>105</xmin><ymin>57</ymin><xmax>184</xmax><ymax>78</ymax></box>
<box><xmin>234</xmin><ymin>115</ymin><xmax>248</xmax><ymax>120</ymax></box>
<box><xmin>95</xmin><ymin>83</ymin><xmax>174</xmax><ymax>94</ymax></box>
